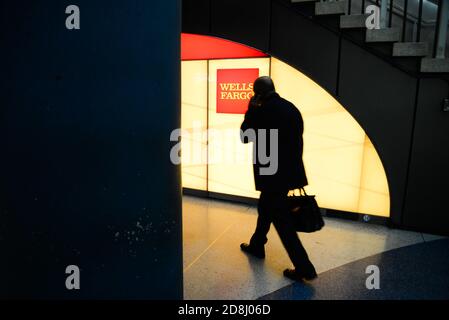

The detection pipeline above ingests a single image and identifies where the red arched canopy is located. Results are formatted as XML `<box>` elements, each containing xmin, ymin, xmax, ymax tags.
<box><xmin>181</xmin><ymin>33</ymin><xmax>268</xmax><ymax>61</ymax></box>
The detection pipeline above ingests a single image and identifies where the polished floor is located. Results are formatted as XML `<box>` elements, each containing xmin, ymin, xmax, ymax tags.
<box><xmin>260</xmin><ymin>238</ymin><xmax>449</xmax><ymax>300</ymax></box>
<box><xmin>182</xmin><ymin>195</ymin><xmax>447</xmax><ymax>300</ymax></box>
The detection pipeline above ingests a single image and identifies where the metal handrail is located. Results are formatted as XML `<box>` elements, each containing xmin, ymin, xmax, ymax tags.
<box><xmin>433</xmin><ymin>0</ymin><xmax>449</xmax><ymax>58</ymax></box>
<box><xmin>402</xmin><ymin>0</ymin><xmax>409</xmax><ymax>40</ymax></box>
<box><xmin>389</xmin><ymin>0</ymin><xmax>394</xmax><ymax>27</ymax></box>
<box><xmin>416</xmin><ymin>0</ymin><xmax>424</xmax><ymax>41</ymax></box>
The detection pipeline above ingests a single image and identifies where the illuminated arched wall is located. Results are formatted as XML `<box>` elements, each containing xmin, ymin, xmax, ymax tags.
<box><xmin>270</xmin><ymin>58</ymin><xmax>389</xmax><ymax>217</ymax></box>
<box><xmin>181</xmin><ymin>40</ymin><xmax>390</xmax><ymax>217</ymax></box>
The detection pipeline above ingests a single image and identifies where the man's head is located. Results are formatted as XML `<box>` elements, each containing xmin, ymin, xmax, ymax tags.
<box><xmin>253</xmin><ymin>76</ymin><xmax>275</xmax><ymax>96</ymax></box>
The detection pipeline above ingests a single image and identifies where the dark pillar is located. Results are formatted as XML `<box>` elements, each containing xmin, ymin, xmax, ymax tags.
<box><xmin>403</xmin><ymin>79</ymin><xmax>449</xmax><ymax>235</ymax></box>
<box><xmin>0</xmin><ymin>0</ymin><xmax>182</xmax><ymax>299</ymax></box>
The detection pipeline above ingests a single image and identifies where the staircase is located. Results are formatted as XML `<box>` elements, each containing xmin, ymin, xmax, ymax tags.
<box><xmin>290</xmin><ymin>0</ymin><xmax>449</xmax><ymax>73</ymax></box>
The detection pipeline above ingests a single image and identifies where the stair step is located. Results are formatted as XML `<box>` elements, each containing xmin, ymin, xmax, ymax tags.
<box><xmin>392</xmin><ymin>42</ymin><xmax>428</xmax><ymax>57</ymax></box>
<box><xmin>291</xmin><ymin>0</ymin><xmax>319</xmax><ymax>3</ymax></box>
<box><xmin>366</xmin><ymin>28</ymin><xmax>401</xmax><ymax>42</ymax></box>
<box><xmin>421</xmin><ymin>58</ymin><xmax>449</xmax><ymax>73</ymax></box>
<box><xmin>315</xmin><ymin>1</ymin><xmax>347</xmax><ymax>15</ymax></box>
<box><xmin>340</xmin><ymin>14</ymin><xmax>369</xmax><ymax>29</ymax></box>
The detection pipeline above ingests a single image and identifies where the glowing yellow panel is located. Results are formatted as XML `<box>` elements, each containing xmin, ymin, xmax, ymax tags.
<box><xmin>270</xmin><ymin>57</ymin><xmax>390</xmax><ymax>217</ymax></box>
<box><xmin>181</xmin><ymin>60</ymin><xmax>208</xmax><ymax>191</ymax></box>
<box><xmin>207</xmin><ymin>58</ymin><xmax>270</xmax><ymax>198</ymax></box>
<box><xmin>358</xmin><ymin>136</ymin><xmax>390</xmax><ymax>217</ymax></box>
<box><xmin>180</xmin><ymin>56</ymin><xmax>390</xmax><ymax>217</ymax></box>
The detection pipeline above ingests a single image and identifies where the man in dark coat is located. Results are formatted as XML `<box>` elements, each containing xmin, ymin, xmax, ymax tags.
<box><xmin>240</xmin><ymin>76</ymin><xmax>317</xmax><ymax>281</ymax></box>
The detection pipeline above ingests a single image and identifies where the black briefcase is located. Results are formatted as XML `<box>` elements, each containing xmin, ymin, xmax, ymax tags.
<box><xmin>287</xmin><ymin>188</ymin><xmax>324</xmax><ymax>233</ymax></box>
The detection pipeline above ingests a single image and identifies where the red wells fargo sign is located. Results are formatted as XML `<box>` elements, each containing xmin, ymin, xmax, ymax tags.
<box><xmin>216</xmin><ymin>68</ymin><xmax>259</xmax><ymax>114</ymax></box>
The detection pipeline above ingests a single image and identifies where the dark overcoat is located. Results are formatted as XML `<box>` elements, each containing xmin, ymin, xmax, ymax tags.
<box><xmin>240</xmin><ymin>92</ymin><xmax>308</xmax><ymax>191</ymax></box>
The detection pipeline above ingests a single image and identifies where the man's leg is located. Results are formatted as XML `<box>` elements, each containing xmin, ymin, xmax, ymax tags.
<box><xmin>269</xmin><ymin>192</ymin><xmax>316</xmax><ymax>277</ymax></box>
<box><xmin>241</xmin><ymin>192</ymin><xmax>271</xmax><ymax>258</ymax></box>
<box><xmin>249</xmin><ymin>192</ymin><xmax>272</xmax><ymax>248</ymax></box>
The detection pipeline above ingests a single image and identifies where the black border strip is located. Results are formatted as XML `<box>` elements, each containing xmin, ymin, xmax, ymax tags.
<box><xmin>336</xmin><ymin>34</ymin><xmax>342</xmax><ymax>97</ymax></box>
<box><xmin>400</xmin><ymin>77</ymin><xmax>421</xmax><ymax>226</ymax></box>
<box><xmin>182</xmin><ymin>187</ymin><xmax>388</xmax><ymax>226</ymax></box>
<box><xmin>182</xmin><ymin>187</ymin><xmax>449</xmax><ymax>235</ymax></box>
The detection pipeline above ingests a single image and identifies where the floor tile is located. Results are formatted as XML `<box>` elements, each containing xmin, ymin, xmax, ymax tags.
<box><xmin>182</xmin><ymin>196</ymin><xmax>440</xmax><ymax>300</ymax></box>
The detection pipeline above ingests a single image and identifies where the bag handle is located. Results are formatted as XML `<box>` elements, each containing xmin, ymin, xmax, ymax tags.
<box><xmin>289</xmin><ymin>188</ymin><xmax>308</xmax><ymax>196</ymax></box>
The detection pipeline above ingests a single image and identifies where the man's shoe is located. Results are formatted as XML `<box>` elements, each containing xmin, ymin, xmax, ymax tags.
<box><xmin>240</xmin><ymin>243</ymin><xmax>265</xmax><ymax>259</ymax></box>
<box><xmin>283</xmin><ymin>268</ymin><xmax>317</xmax><ymax>281</ymax></box>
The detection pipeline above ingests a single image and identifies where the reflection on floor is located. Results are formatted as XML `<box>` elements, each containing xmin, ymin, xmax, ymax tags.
<box><xmin>182</xmin><ymin>195</ymin><xmax>447</xmax><ymax>300</ymax></box>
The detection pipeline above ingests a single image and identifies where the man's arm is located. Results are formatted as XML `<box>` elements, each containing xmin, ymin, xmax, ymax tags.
<box><xmin>240</xmin><ymin>97</ymin><xmax>259</xmax><ymax>144</ymax></box>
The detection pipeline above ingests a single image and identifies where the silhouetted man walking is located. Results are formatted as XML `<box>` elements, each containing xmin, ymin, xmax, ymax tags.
<box><xmin>240</xmin><ymin>76</ymin><xmax>317</xmax><ymax>281</ymax></box>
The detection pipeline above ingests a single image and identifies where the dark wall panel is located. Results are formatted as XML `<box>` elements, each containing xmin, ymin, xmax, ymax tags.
<box><xmin>270</xmin><ymin>1</ymin><xmax>339</xmax><ymax>95</ymax></box>
<box><xmin>182</xmin><ymin>0</ymin><xmax>210</xmax><ymax>34</ymax></box>
<box><xmin>403</xmin><ymin>79</ymin><xmax>449</xmax><ymax>233</ymax></box>
<box><xmin>210</xmin><ymin>0</ymin><xmax>271</xmax><ymax>52</ymax></box>
<box><xmin>338</xmin><ymin>39</ymin><xmax>417</xmax><ymax>224</ymax></box>
<box><xmin>0</xmin><ymin>0</ymin><xmax>182</xmax><ymax>298</ymax></box>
